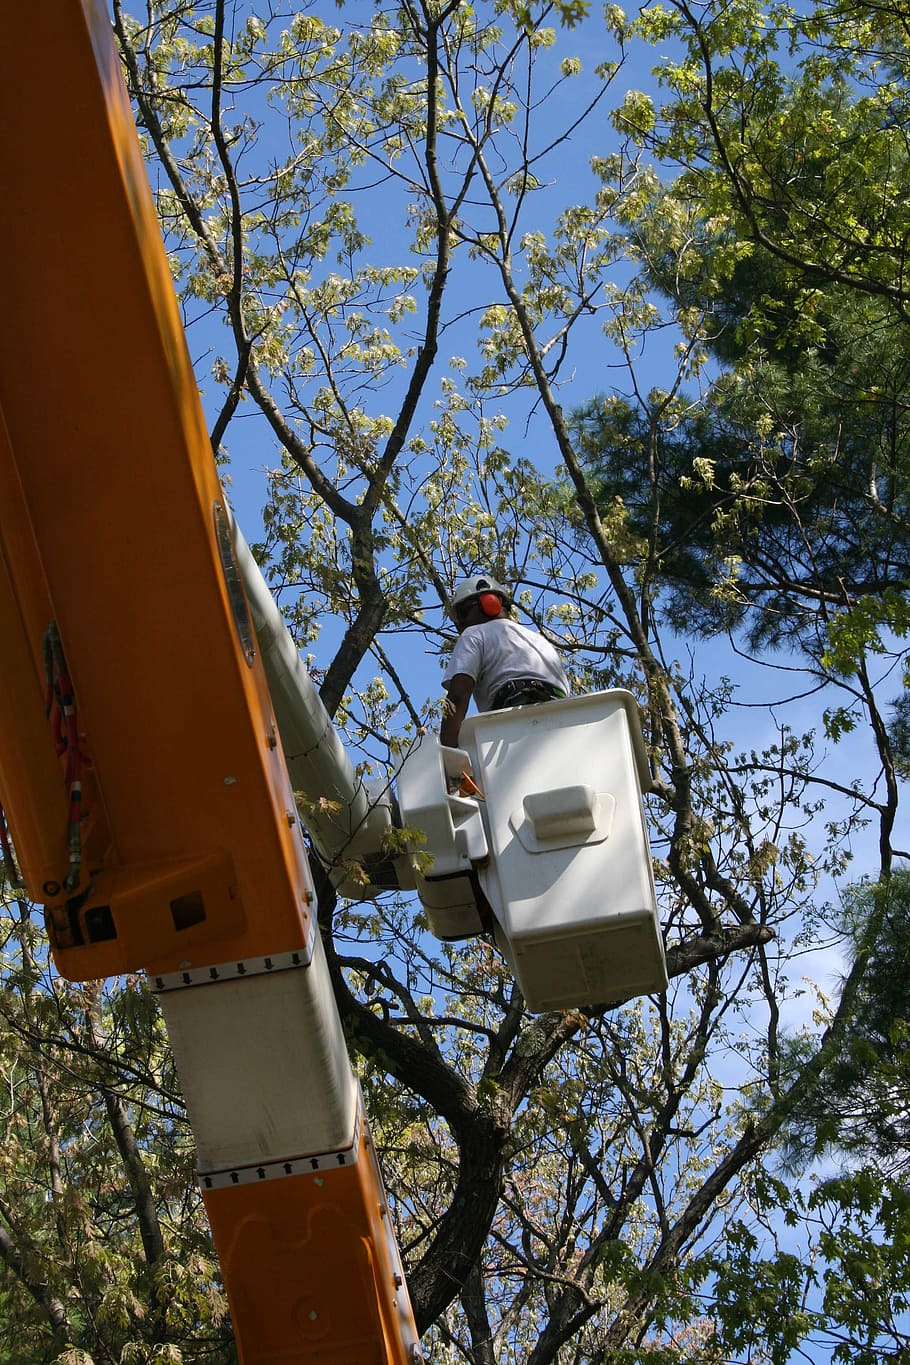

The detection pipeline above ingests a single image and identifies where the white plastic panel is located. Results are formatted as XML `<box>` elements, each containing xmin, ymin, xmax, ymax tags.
<box><xmin>513</xmin><ymin>786</ymin><xmax>615</xmax><ymax>852</ymax></box>
<box><xmin>396</xmin><ymin>734</ymin><xmax>488</xmax><ymax>877</ymax></box>
<box><xmin>417</xmin><ymin>872</ymin><xmax>484</xmax><ymax>940</ymax></box>
<box><xmin>503</xmin><ymin>912</ymin><xmax>665</xmax><ymax>1011</ymax></box>
<box><xmin>156</xmin><ymin>929</ymin><xmax>358</xmax><ymax>1172</ymax></box>
<box><xmin>460</xmin><ymin>690</ymin><xmax>667</xmax><ymax>1012</ymax></box>
<box><xmin>396</xmin><ymin>736</ymin><xmax>490</xmax><ymax>937</ymax></box>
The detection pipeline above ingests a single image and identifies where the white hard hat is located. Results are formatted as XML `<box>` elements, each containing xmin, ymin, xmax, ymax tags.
<box><xmin>448</xmin><ymin>574</ymin><xmax>511</xmax><ymax>620</ymax></box>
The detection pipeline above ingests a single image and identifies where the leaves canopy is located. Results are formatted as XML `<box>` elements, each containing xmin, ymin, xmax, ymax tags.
<box><xmin>777</xmin><ymin>872</ymin><xmax>910</xmax><ymax>1177</ymax></box>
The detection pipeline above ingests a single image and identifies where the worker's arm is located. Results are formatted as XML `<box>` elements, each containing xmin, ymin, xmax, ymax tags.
<box><xmin>440</xmin><ymin>674</ymin><xmax>474</xmax><ymax>748</ymax></box>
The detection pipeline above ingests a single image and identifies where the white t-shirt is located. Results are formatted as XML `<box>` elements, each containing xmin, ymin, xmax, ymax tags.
<box><xmin>443</xmin><ymin>618</ymin><xmax>570</xmax><ymax>713</ymax></box>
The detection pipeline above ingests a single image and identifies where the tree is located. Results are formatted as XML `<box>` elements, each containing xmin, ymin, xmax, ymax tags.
<box><xmin>572</xmin><ymin>274</ymin><xmax>910</xmax><ymax>652</ymax></box>
<box><xmin>625</xmin><ymin>0</ymin><xmax>910</xmax><ymax>311</ymax></box>
<box><xmin>709</xmin><ymin>1168</ymin><xmax>910</xmax><ymax>1365</ymax></box>
<box><xmin>776</xmin><ymin>871</ymin><xmax>910</xmax><ymax>1176</ymax></box>
<box><xmin>602</xmin><ymin>0</ymin><xmax>910</xmax><ymax>752</ymax></box>
<box><xmin>1</xmin><ymin>1</ymin><xmax>907</xmax><ymax>1361</ymax></box>
<box><xmin>0</xmin><ymin>893</ymin><xmax>235</xmax><ymax>1363</ymax></box>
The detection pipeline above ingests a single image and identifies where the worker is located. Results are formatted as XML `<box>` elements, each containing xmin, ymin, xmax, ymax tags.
<box><xmin>440</xmin><ymin>574</ymin><xmax>570</xmax><ymax>747</ymax></box>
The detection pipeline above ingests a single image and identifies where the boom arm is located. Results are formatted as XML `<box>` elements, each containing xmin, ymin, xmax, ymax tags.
<box><xmin>0</xmin><ymin>4</ymin><xmax>421</xmax><ymax>1361</ymax></box>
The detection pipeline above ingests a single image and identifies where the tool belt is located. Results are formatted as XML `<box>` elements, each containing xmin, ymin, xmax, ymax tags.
<box><xmin>490</xmin><ymin>678</ymin><xmax>564</xmax><ymax>710</ymax></box>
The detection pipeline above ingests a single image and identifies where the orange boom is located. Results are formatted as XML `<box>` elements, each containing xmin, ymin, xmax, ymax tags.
<box><xmin>0</xmin><ymin>3</ymin><xmax>421</xmax><ymax>1361</ymax></box>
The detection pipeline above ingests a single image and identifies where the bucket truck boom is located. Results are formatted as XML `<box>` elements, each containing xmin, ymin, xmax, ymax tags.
<box><xmin>0</xmin><ymin>4</ymin><xmax>421</xmax><ymax>1361</ymax></box>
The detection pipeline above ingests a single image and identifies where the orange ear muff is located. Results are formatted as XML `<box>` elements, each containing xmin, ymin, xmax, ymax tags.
<box><xmin>479</xmin><ymin>592</ymin><xmax>502</xmax><ymax>617</ymax></box>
